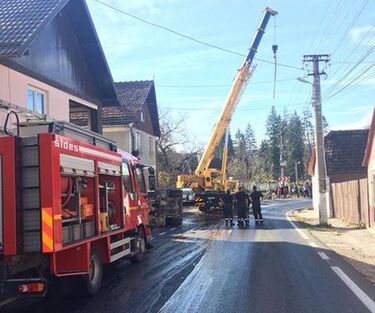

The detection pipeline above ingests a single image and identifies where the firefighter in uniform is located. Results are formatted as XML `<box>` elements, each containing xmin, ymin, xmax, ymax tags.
<box><xmin>250</xmin><ymin>185</ymin><xmax>264</xmax><ymax>224</ymax></box>
<box><xmin>221</xmin><ymin>190</ymin><xmax>234</xmax><ymax>226</ymax></box>
<box><xmin>235</xmin><ymin>186</ymin><xmax>250</xmax><ymax>227</ymax></box>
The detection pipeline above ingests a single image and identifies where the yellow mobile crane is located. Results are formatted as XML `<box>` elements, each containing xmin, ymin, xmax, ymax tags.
<box><xmin>177</xmin><ymin>7</ymin><xmax>277</xmax><ymax>211</ymax></box>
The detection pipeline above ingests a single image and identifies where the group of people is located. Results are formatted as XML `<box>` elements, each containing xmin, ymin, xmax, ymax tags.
<box><xmin>221</xmin><ymin>186</ymin><xmax>263</xmax><ymax>227</ymax></box>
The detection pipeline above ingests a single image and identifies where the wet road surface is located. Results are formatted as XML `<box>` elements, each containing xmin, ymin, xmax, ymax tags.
<box><xmin>3</xmin><ymin>207</ymin><xmax>216</xmax><ymax>313</ymax></box>
<box><xmin>160</xmin><ymin>199</ymin><xmax>375</xmax><ymax>313</ymax></box>
<box><xmin>4</xmin><ymin>199</ymin><xmax>375</xmax><ymax>313</ymax></box>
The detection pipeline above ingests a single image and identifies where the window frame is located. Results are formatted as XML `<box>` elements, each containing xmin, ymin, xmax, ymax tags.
<box><xmin>27</xmin><ymin>86</ymin><xmax>47</xmax><ymax>114</ymax></box>
<box><xmin>122</xmin><ymin>162</ymin><xmax>134</xmax><ymax>193</ymax></box>
<box><xmin>149</xmin><ymin>136</ymin><xmax>155</xmax><ymax>155</ymax></box>
<box><xmin>135</xmin><ymin>166</ymin><xmax>146</xmax><ymax>193</ymax></box>
<box><xmin>136</xmin><ymin>131</ymin><xmax>142</xmax><ymax>153</ymax></box>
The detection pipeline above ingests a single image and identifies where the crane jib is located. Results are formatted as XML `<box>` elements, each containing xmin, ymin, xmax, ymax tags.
<box><xmin>191</xmin><ymin>7</ymin><xmax>277</xmax><ymax>185</ymax></box>
<box><xmin>245</xmin><ymin>8</ymin><xmax>278</xmax><ymax>64</ymax></box>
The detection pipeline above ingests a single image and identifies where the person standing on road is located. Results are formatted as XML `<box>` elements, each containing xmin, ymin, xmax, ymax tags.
<box><xmin>234</xmin><ymin>186</ymin><xmax>250</xmax><ymax>226</ymax></box>
<box><xmin>221</xmin><ymin>190</ymin><xmax>234</xmax><ymax>226</ymax></box>
<box><xmin>250</xmin><ymin>185</ymin><xmax>263</xmax><ymax>225</ymax></box>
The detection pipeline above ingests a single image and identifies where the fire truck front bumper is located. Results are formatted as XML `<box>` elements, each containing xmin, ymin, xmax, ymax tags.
<box><xmin>0</xmin><ymin>278</ymin><xmax>47</xmax><ymax>297</ymax></box>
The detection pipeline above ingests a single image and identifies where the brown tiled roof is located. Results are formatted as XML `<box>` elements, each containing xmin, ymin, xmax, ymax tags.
<box><xmin>70</xmin><ymin>80</ymin><xmax>160</xmax><ymax>136</ymax></box>
<box><xmin>115</xmin><ymin>81</ymin><xmax>153</xmax><ymax>113</ymax></box>
<box><xmin>308</xmin><ymin>129</ymin><xmax>369</xmax><ymax>176</ymax></box>
<box><xmin>325</xmin><ymin>129</ymin><xmax>369</xmax><ymax>175</ymax></box>
<box><xmin>70</xmin><ymin>106</ymin><xmax>135</xmax><ymax>126</ymax></box>
<box><xmin>0</xmin><ymin>0</ymin><xmax>68</xmax><ymax>57</ymax></box>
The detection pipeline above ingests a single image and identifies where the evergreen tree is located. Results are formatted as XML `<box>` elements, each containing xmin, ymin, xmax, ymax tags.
<box><xmin>234</xmin><ymin>128</ymin><xmax>247</xmax><ymax>162</ymax></box>
<box><xmin>243</xmin><ymin>123</ymin><xmax>257</xmax><ymax>180</ymax></box>
<box><xmin>265</xmin><ymin>106</ymin><xmax>282</xmax><ymax>179</ymax></box>
<box><xmin>284</xmin><ymin>112</ymin><xmax>305</xmax><ymax>181</ymax></box>
<box><xmin>244</xmin><ymin>123</ymin><xmax>257</xmax><ymax>156</ymax></box>
<box><xmin>227</xmin><ymin>130</ymin><xmax>235</xmax><ymax>159</ymax></box>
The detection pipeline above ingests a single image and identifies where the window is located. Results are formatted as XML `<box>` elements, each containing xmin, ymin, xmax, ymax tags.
<box><xmin>27</xmin><ymin>87</ymin><xmax>46</xmax><ymax>114</ymax></box>
<box><xmin>122</xmin><ymin>162</ymin><xmax>133</xmax><ymax>192</ymax></box>
<box><xmin>136</xmin><ymin>131</ymin><xmax>142</xmax><ymax>153</ymax></box>
<box><xmin>149</xmin><ymin>136</ymin><xmax>155</xmax><ymax>155</ymax></box>
<box><xmin>135</xmin><ymin>166</ymin><xmax>146</xmax><ymax>193</ymax></box>
<box><xmin>140</xmin><ymin>109</ymin><xmax>145</xmax><ymax>122</ymax></box>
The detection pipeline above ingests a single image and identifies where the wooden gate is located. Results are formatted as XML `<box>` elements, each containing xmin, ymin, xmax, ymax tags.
<box><xmin>331</xmin><ymin>178</ymin><xmax>369</xmax><ymax>227</ymax></box>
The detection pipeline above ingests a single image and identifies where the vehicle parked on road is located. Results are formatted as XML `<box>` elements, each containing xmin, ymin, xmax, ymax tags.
<box><xmin>181</xmin><ymin>188</ymin><xmax>195</xmax><ymax>205</ymax></box>
<box><xmin>0</xmin><ymin>118</ymin><xmax>154</xmax><ymax>298</ymax></box>
<box><xmin>149</xmin><ymin>189</ymin><xmax>183</xmax><ymax>226</ymax></box>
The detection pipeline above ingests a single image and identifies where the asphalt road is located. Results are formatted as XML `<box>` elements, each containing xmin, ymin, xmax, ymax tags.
<box><xmin>3</xmin><ymin>207</ymin><xmax>216</xmax><ymax>313</ymax></box>
<box><xmin>160</xmin><ymin>199</ymin><xmax>375</xmax><ymax>313</ymax></box>
<box><xmin>4</xmin><ymin>199</ymin><xmax>375</xmax><ymax>313</ymax></box>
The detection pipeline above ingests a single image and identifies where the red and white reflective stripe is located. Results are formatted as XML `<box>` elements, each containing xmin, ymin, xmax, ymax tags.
<box><xmin>79</xmin><ymin>146</ymin><xmax>122</xmax><ymax>163</ymax></box>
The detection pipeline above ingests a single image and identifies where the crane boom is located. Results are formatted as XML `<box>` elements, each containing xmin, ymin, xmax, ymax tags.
<box><xmin>195</xmin><ymin>7</ymin><xmax>277</xmax><ymax>177</ymax></box>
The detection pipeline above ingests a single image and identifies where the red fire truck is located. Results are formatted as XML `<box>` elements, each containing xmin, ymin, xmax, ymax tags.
<box><xmin>0</xmin><ymin>118</ymin><xmax>153</xmax><ymax>297</ymax></box>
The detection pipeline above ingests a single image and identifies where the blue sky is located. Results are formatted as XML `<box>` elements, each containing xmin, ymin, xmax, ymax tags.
<box><xmin>87</xmin><ymin>0</ymin><xmax>374</xmax><ymax>150</ymax></box>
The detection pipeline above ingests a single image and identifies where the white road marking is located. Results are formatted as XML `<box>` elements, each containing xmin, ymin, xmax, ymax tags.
<box><xmin>159</xmin><ymin>232</ymin><xmax>167</xmax><ymax>236</ymax></box>
<box><xmin>331</xmin><ymin>266</ymin><xmax>375</xmax><ymax>313</ymax></box>
<box><xmin>309</xmin><ymin>241</ymin><xmax>318</xmax><ymax>248</ymax></box>
<box><xmin>317</xmin><ymin>252</ymin><xmax>330</xmax><ymax>260</ymax></box>
<box><xmin>228</xmin><ymin>229</ymin><xmax>232</xmax><ymax>234</ymax></box>
<box><xmin>286</xmin><ymin>214</ymin><xmax>309</xmax><ymax>240</ymax></box>
<box><xmin>170</xmin><ymin>228</ymin><xmax>176</xmax><ymax>231</ymax></box>
<box><xmin>0</xmin><ymin>298</ymin><xmax>17</xmax><ymax>307</ymax></box>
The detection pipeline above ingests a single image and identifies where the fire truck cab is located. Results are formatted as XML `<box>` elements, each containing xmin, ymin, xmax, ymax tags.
<box><xmin>0</xmin><ymin>120</ymin><xmax>153</xmax><ymax>297</ymax></box>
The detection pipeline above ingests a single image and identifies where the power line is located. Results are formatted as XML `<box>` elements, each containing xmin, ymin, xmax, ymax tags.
<box><xmin>92</xmin><ymin>0</ymin><xmax>303</xmax><ymax>71</ymax></box>
<box><xmin>157</xmin><ymin>78</ymin><xmax>297</xmax><ymax>88</ymax></box>
<box><xmin>330</xmin><ymin>0</ymin><xmax>370</xmax><ymax>57</ymax></box>
<box><xmin>325</xmin><ymin>63</ymin><xmax>375</xmax><ymax>100</ymax></box>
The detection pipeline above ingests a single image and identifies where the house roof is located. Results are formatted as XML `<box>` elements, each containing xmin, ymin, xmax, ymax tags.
<box><xmin>308</xmin><ymin>129</ymin><xmax>369</xmax><ymax>176</ymax></box>
<box><xmin>115</xmin><ymin>81</ymin><xmax>153</xmax><ymax>113</ymax></box>
<box><xmin>363</xmin><ymin>108</ymin><xmax>375</xmax><ymax>166</ymax></box>
<box><xmin>70</xmin><ymin>80</ymin><xmax>161</xmax><ymax>136</ymax></box>
<box><xmin>0</xmin><ymin>0</ymin><xmax>118</xmax><ymax>105</ymax></box>
<box><xmin>0</xmin><ymin>0</ymin><xmax>68</xmax><ymax>58</ymax></box>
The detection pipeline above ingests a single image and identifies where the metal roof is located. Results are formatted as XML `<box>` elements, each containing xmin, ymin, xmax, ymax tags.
<box><xmin>0</xmin><ymin>0</ymin><xmax>68</xmax><ymax>57</ymax></box>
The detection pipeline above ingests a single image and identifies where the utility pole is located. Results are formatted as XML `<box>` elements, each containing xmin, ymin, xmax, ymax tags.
<box><xmin>303</xmin><ymin>54</ymin><xmax>330</xmax><ymax>225</ymax></box>
<box><xmin>280</xmin><ymin>132</ymin><xmax>285</xmax><ymax>186</ymax></box>
<box><xmin>294</xmin><ymin>160</ymin><xmax>299</xmax><ymax>183</ymax></box>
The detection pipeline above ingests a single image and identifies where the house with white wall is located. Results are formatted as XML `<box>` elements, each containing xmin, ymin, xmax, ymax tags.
<box><xmin>71</xmin><ymin>81</ymin><xmax>160</xmax><ymax>170</ymax></box>
<box><xmin>0</xmin><ymin>0</ymin><xmax>118</xmax><ymax>134</ymax></box>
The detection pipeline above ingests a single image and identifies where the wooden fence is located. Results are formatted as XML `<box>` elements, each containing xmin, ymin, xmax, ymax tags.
<box><xmin>331</xmin><ymin>178</ymin><xmax>370</xmax><ymax>227</ymax></box>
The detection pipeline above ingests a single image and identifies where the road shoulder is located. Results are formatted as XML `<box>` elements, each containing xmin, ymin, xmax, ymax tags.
<box><xmin>290</xmin><ymin>208</ymin><xmax>375</xmax><ymax>285</ymax></box>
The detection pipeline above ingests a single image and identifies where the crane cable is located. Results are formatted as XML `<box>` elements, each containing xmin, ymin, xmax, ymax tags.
<box><xmin>272</xmin><ymin>15</ymin><xmax>278</xmax><ymax>99</ymax></box>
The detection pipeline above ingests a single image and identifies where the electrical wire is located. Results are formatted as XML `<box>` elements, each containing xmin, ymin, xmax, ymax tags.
<box><xmin>92</xmin><ymin>0</ymin><xmax>303</xmax><ymax>71</ymax></box>
<box><xmin>330</xmin><ymin>0</ymin><xmax>370</xmax><ymax>57</ymax></box>
<box><xmin>157</xmin><ymin>78</ymin><xmax>297</xmax><ymax>88</ymax></box>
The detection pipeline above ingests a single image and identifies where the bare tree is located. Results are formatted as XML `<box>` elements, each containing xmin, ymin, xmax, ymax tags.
<box><xmin>156</xmin><ymin>110</ymin><xmax>201</xmax><ymax>187</ymax></box>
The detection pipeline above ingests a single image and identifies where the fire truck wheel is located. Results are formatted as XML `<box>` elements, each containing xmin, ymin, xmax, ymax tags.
<box><xmin>130</xmin><ymin>227</ymin><xmax>146</xmax><ymax>264</ymax></box>
<box><xmin>198</xmin><ymin>204</ymin><xmax>208</xmax><ymax>212</ymax></box>
<box><xmin>84</xmin><ymin>248</ymin><xmax>103</xmax><ymax>295</ymax></box>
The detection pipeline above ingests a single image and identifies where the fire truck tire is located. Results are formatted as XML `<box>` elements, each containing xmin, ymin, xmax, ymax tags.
<box><xmin>198</xmin><ymin>204</ymin><xmax>208</xmax><ymax>213</ymax></box>
<box><xmin>167</xmin><ymin>189</ymin><xmax>182</xmax><ymax>198</ymax></box>
<box><xmin>166</xmin><ymin>216</ymin><xmax>183</xmax><ymax>226</ymax></box>
<box><xmin>130</xmin><ymin>227</ymin><xmax>147</xmax><ymax>264</ymax></box>
<box><xmin>155</xmin><ymin>214</ymin><xmax>166</xmax><ymax>227</ymax></box>
<box><xmin>84</xmin><ymin>248</ymin><xmax>103</xmax><ymax>295</ymax></box>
